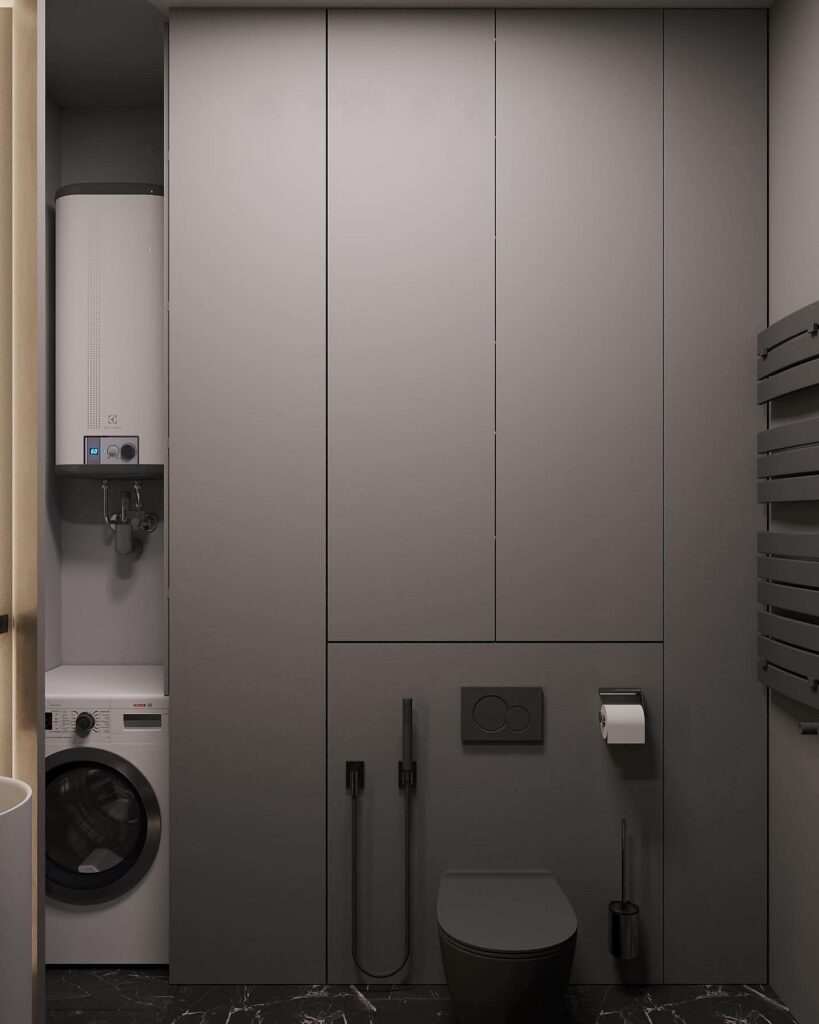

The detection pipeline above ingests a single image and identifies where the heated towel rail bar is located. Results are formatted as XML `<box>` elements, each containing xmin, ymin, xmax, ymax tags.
<box><xmin>757</xmin><ymin>299</ymin><xmax>819</xmax><ymax>711</ymax></box>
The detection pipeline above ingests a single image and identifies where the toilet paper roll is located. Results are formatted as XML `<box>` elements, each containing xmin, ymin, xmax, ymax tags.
<box><xmin>599</xmin><ymin>703</ymin><xmax>645</xmax><ymax>745</ymax></box>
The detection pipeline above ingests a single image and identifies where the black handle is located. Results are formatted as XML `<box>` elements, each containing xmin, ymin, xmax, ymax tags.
<box><xmin>0</xmin><ymin>613</ymin><xmax>8</xmax><ymax>635</ymax></box>
<box><xmin>402</xmin><ymin>699</ymin><xmax>413</xmax><ymax>769</ymax></box>
<box><xmin>399</xmin><ymin>698</ymin><xmax>416</xmax><ymax>790</ymax></box>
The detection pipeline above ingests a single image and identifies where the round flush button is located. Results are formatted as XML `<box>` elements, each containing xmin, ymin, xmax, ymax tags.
<box><xmin>107</xmin><ymin>445</ymin><xmax>120</xmax><ymax>458</ymax></box>
<box><xmin>473</xmin><ymin>695</ymin><xmax>508</xmax><ymax>732</ymax></box>
<box><xmin>505</xmin><ymin>705</ymin><xmax>530</xmax><ymax>732</ymax></box>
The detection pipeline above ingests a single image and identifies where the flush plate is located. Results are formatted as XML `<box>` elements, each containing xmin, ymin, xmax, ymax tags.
<box><xmin>461</xmin><ymin>687</ymin><xmax>543</xmax><ymax>744</ymax></box>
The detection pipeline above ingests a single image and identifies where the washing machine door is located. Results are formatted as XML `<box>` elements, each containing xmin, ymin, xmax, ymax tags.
<box><xmin>45</xmin><ymin>748</ymin><xmax>161</xmax><ymax>905</ymax></box>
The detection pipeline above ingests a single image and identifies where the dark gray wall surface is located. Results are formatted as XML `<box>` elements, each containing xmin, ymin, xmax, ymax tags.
<box><xmin>768</xmin><ymin>2</ymin><xmax>819</xmax><ymax>1019</ymax></box>
<box><xmin>495</xmin><ymin>10</ymin><xmax>663</xmax><ymax>642</ymax></box>
<box><xmin>663</xmin><ymin>10</ymin><xmax>767</xmax><ymax>982</ymax></box>
<box><xmin>60</xmin><ymin>106</ymin><xmax>163</xmax><ymax>185</ymax></box>
<box><xmin>770</xmin><ymin>693</ymin><xmax>819</xmax><ymax>1024</ymax></box>
<box><xmin>328</xmin><ymin>643</ymin><xmax>663</xmax><ymax>984</ymax></box>
<box><xmin>328</xmin><ymin>10</ymin><xmax>495</xmax><ymax>642</ymax></box>
<box><xmin>168</xmin><ymin>9</ymin><xmax>326</xmax><ymax>981</ymax></box>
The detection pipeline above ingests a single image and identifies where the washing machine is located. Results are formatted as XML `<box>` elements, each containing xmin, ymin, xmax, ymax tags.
<box><xmin>45</xmin><ymin>665</ymin><xmax>168</xmax><ymax>964</ymax></box>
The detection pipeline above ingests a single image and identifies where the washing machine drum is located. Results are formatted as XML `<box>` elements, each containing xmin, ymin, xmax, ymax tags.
<box><xmin>45</xmin><ymin>748</ymin><xmax>161</xmax><ymax>905</ymax></box>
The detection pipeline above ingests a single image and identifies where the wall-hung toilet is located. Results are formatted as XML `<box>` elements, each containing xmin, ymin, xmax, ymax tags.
<box><xmin>438</xmin><ymin>870</ymin><xmax>577</xmax><ymax>1024</ymax></box>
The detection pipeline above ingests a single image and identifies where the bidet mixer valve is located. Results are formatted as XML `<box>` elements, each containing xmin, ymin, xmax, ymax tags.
<box><xmin>101</xmin><ymin>479</ymin><xmax>159</xmax><ymax>557</ymax></box>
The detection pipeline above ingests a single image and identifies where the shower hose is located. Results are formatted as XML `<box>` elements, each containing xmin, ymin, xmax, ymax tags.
<box><xmin>349</xmin><ymin>777</ymin><xmax>413</xmax><ymax>978</ymax></box>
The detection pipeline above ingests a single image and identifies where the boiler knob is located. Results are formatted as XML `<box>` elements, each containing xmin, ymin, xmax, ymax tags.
<box><xmin>120</xmin><ymin>443</ymin><xmax>136</xmax><ymax>461</ymax></box>
<box><xmin>75</xmin><ymin>712</ymin><xmax>95</xmax><ymax>734</ymax></box>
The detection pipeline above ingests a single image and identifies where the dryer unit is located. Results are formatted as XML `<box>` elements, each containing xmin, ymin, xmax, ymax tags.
<box><xmin>55</xmin><ymin>184</ymin><xmax>164</xmax><ymax>475</ymax></box>
<box><xmin>45</xmin><ymin>665</ymin><xmax>168</xmax><ymax>965</ymax></box>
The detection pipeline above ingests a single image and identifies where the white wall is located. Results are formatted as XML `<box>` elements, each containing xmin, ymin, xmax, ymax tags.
<box><xmin>768</xmin><ymin>2</ymin><xmax>819</xmax><ymax>1021</ymax></box>
<box><xmin>45</xmin><ymin>100</ymin><xmax>165</xmax><ymax>667</ymax></box>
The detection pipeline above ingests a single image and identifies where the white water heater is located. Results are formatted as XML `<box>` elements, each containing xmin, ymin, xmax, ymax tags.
<box><xmin>56</xmin><ymin>184</ymin><xmax>164</xmax><ymax>474</ymax></box>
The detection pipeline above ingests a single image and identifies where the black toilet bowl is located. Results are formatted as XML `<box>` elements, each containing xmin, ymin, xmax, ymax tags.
<box><xmin>437</xmin><ymin>870</ymin><xmax>577</xmax><ymax>1024</ymax></box>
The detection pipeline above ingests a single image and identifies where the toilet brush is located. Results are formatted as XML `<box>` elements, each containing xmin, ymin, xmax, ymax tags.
<box><xmin>609</xmin><ymin>818</ymin><xmax>639</xmax><ymax>960</ymax></box>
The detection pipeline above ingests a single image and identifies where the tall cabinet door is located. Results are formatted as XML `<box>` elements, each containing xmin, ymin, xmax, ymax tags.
<box><xmin>496</xmin><ymin>11</ymin><xmax>663</xmax><ymax>641</ymax></box>
<box><xmin>168</xmin><ymin>10</ymin><xmax>326</xmax><ymax>981</ymax></box>
<box><xmin>328</xmin><ymin>10</ymin><xmax>495</xmax><ymax>642</ymax></box>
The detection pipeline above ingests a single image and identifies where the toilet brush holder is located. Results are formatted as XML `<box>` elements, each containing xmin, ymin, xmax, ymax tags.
<box><xmin>609</xmin><ymin>899</ymin><xmax>640</xmax><ymax>960</ymax></box>
<box><xmin>609</xmin><ymin>818</ymin><xmax>640</xmax><ymax>960</ymax></box>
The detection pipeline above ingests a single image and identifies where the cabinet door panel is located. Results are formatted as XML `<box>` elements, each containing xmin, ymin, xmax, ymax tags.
<box><xmin>168</xmin><ymin>9</ymin><xmax>326</xmax><ymax>981</ymax></box>
<box><xmin>328</xmin><ymin>11</ymin><xmax>495</xmax><ymax>641</ymax></box>
<box><xmin>496</xmin><ymin>10</ymin><xmax>663</xmax><ymax>641</ymax></box>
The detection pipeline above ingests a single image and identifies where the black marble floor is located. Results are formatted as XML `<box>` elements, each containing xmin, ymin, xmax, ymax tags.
<box><xmin>45</xmin><ymin>969</ymin><xmax>799</xmax><ymax>1024</ymax></box>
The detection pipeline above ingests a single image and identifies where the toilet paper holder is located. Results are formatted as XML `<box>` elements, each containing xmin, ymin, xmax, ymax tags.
<box><xmin>598</xmin><ymin>689</ymin><xmax>643</xmax><ymax>707</ymax></box>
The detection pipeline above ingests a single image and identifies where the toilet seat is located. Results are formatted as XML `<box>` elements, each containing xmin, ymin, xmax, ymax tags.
<box><xmin>437</xmin><ymin>870</ymin><xmax>578</xmax><ymax>957</ymax></box>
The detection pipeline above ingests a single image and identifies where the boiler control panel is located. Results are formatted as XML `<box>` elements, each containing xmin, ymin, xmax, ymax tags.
<box><xmin>84</xmin><ymin>435</ymin><xmax>139</xmax><ymax>466</ymax></box>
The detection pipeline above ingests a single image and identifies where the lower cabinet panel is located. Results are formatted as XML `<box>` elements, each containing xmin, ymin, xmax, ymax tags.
<box><xmin>328</xmin><ymin>644</ymin><xmax>663</xmax><ymax>983</ymax></box>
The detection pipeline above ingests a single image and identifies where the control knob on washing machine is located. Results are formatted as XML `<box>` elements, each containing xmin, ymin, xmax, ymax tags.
<box><xmin>75</xmin><ymin>711</ymin><xmax>95</xmax><ymax>735</ymax></box>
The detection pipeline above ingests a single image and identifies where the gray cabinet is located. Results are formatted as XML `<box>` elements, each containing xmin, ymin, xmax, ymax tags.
<box><xmin>663</xmin><ymin>10</ymin><xmax>767</xmax><ymax>981</ymax></box>
<box><xmin>495</xmin><ymin>10</ymin><xmax>663</xmax><ymax>642</ymax></box>
<box><xmin>328</xmin><ymin>11</ymin><xmax>495</xmax><ymax>642</ymax></box>
<box><xmin>168</xmin><ymin>10</ymin><xmax>326</xmax><ymax>981</ymax></box>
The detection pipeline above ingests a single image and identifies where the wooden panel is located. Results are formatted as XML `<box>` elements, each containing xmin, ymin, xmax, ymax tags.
<box><xmin>664</xmin><ymin>9</ymin><xmax>767</xmax><ymax>982</ymax></box>
<box><xmin>328</xmin><ymin>10</ymin><xmax>495</xmax><ymax>641</ymax></box>
<box><xmin>168</xmin><ymin>10</ymin><xmax>326</xmax><ymax>981</ymax></box>
<box><xmin>496</xmin><ymin>10</ymin><xmax>662</xmax><ymax>640</ymax></box>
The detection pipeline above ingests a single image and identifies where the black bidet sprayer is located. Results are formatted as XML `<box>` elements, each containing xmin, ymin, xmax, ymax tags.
<box><xmin>347</xmin><ymin>697</ymin><xmax>417</xmax><ymax>978</ymax></box>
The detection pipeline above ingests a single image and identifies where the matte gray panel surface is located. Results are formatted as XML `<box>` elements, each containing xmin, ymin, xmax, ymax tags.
<box><xmin>328</xmin><ymin>11</ymin><xmax>494</xmax><ymax>641</ymax></box>
<box><xmin>769</xmin><ymin>3</ymin><xmax>819</xmax><ymax>1014</ymax></box>
<box><xmin>770</xmin><ymin>692</ymin><xmax>819</xmax><ymax>1019</ymax></box>
<box><xmin>328</xmin><ymin>643</ymin><xmax>663</xmax><ymax>984</ymax></box>
<box><xmin>663</xmin><ymin>9</ymin><xmax>767</xmax><ymax>982</ymax></box>
<box><xmin>495</xmin><ymin>10</ymin><xmax>662</xmax><ymax>641</ymax></box>
<box><xmin>168</xmin><ymin>9</ymin><xmax>325</xmax><ymax>981</ymax></box>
